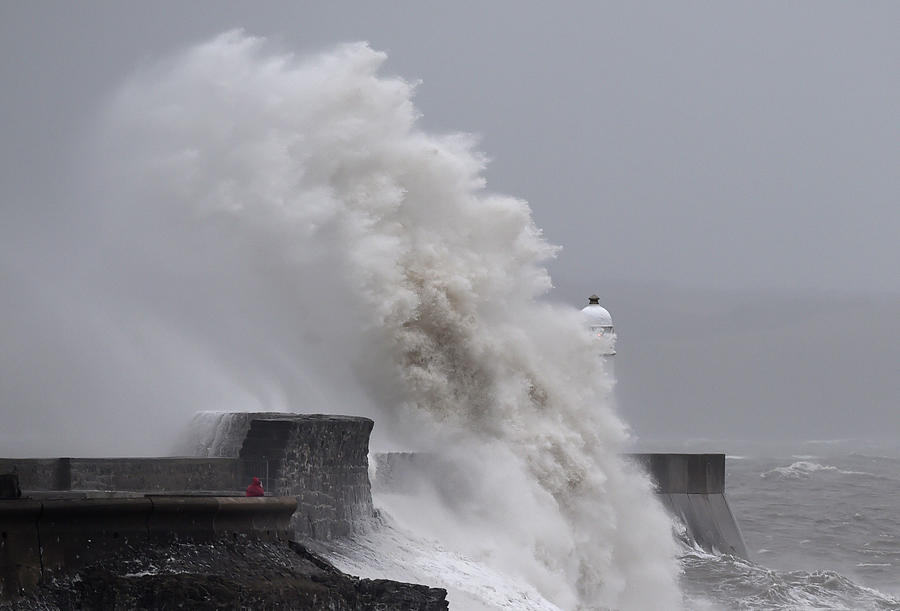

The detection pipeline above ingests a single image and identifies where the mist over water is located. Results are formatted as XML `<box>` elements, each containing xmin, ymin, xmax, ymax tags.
<box><xmin>2</xmin><ymin>32</ymin><xmax>682</xmax><ymax>609</ymax></box>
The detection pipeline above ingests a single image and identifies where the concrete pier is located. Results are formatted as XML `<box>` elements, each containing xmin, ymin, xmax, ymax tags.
<box><xmin>1</xmin><ymin>414</ymin><xmax>749</xmax><ymax>601</ymax></box>
<box><xmin>374</xmin><ymin>451</ymin><xmax>748</xmax><ymax>559</ymax></box>
<box><xmin>626</xmin><ymin>453</ymin><xmax>748</xmax><ymax>558</ymax></box>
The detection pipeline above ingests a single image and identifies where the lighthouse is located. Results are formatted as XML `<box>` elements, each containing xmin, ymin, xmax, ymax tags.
<box><xmin>581</xmin><ymin>294</ymin><xmax>616</xmax><ymax>356</ymax></box>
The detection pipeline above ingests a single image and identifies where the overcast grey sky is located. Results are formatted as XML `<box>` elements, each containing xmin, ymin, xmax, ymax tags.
<box><xmin>3</xmin><ymin>1</ymin><xmax>898</xmax><ymax>295</ymax></box>
<box><xmin>1</xmin><ymin>2</ymin><xmax>898</xmax><ymax>448</ymax></box>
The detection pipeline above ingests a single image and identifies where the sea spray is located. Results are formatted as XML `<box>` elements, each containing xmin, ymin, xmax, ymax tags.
<box><xmin>93</xmin><ymin>31</ymin><xmax>682</xmax><ymax>609</ymax></box>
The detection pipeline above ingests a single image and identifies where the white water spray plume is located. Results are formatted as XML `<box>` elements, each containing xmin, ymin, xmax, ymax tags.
<box><xmin>38</xmin><ymin>31</ymin><xmax>683</xmax><ymax>609</ymax></box>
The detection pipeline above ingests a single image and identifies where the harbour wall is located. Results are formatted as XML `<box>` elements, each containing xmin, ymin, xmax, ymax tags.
<box><xmin>236</xmin><ymin>415</ymin><xmax>375</xmax><ymax>539</ymax></box>
<box><xmin>374</xmin><ymin>451</ymin><xmax>748</xmax><ymax>559</ymax></box>
<box><xmin>2</xmin><ymin>414</ymin><xmax>375</xmax><ymax>542</ymax></box>
<box><xmin>625</xmin><ymin>453</ymin><xmax>748</xmax><ymax>558</ymax></box>
<box><xmin>0</xmin><ymin>457</ymin><xmax>241</xmax><ymax>493</ymax></box>
<box><xmin>2</xmin><ymin>415</ymin><xmax>747</xmax><ymax>595</ymax></box>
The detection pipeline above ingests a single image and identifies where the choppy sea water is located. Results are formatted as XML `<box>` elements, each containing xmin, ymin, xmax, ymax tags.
<box><xmin>326</xmin><ymin>442</ymin><xmax>900</xmax><ymax>610</ymax></box>
<box><xmin>681</xmin><ymin>441</ymin><xmax>900</xmax><ymax>610</ymax></box>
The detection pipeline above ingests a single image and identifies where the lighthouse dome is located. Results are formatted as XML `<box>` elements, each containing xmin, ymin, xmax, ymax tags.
<box><xmin>581</xmin><ymin>295</ymin><xmax>613</xmax><ymax>326</ymax></box>
<box><xmin>581</xmin><ymin>294</ymin><xmax>616</xmax><ymax>355</ymax></box>
<box><xmin>581</xmin><ymin>305</ymin><xmax>612</xmax><ymax>327</ymax></box>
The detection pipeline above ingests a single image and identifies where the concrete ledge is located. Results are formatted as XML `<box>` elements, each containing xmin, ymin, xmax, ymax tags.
<box><xmin>626</xmin><ymin>453</ymin><xmax>725</xmax><ymax>494</ymax></box>
<box><xmin>213</xmin><ymin>496</ymin><xmax>298</xmax><ymax>538</ymax></box>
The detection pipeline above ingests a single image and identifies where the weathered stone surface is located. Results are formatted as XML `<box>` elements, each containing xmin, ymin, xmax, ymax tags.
<box><xmin>0</xmin><ymin>474</ymin><xmax>20</xmax><ymax>499</ymax></box>
<box><xmin>0</xmin><ymin>500</ymin><xmax>42</xmax><ymax>597</ymax></box>
<box><xmin>0</xmin><ymin>415</ymin><xmax>446</xmax><ymax>607</ymax></box>
<box><xmin>177</xmin><ymin>411</ymin><xmax>295</xmax><ymax>458</ymax></box>
<box><xmin>657</xmin><ymin>492</ymin><xmax>749</xmax><ymax>558</ymax></box>
<box><xmin>69</xmin><ymin>458</ymin><xmax>242</xmax><ymax>492</ymax></box>
<box><xmin>235</xmin><ymin>415</ymin><xmax>376</xmax><ymax>540</ymax></box>
<box><xmin>2</xmin><ymin>538</ymin><xmax>448</xmax><ymax>611</ymax></box>
<box><xmin>0</xmin><ymin>496</ymin><xmax>297</xmax><ymax>598</ymax></box>
<box><xmin>2</xmin><ymin>458</ymin><xmax>242</xmax><ymax>493</ymax></box>
<box><xmin>0</xmin><ymin>460</ymin><xmax>63</xmax><ymax>490</ymax></box>
<box><xmin>4</xmin><ymin>414</ymin><xmax>378</xmax><ymax>543</ymax></box>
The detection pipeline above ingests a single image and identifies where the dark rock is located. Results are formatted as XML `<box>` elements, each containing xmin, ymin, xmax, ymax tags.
<box><xmin>3</xmin><ymin>537</ymin><xmax>447</xmax><ymax>611</ymax></box>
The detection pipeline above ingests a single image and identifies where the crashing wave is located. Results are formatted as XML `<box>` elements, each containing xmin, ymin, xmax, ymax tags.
<box><xmin>93</xmin><ymin>31</ymin><xmax>681</xmax><ymax>610</ymax></box>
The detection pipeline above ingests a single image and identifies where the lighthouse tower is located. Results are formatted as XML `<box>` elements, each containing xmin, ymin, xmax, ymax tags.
<box><xmin>581</xmin><ymin>294</ymin><xmax>617</xmax><ymax>356</ymax></box>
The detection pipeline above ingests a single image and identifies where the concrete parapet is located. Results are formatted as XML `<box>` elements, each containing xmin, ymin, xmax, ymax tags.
<box><xmin>0</xmin><ymin>459</ymin><xmax>67</xmax><ymax>491</ymax></box>
<box><xmin>146</xmin><ymin>496</ymin><xmax>219</xmax><ymax>542</ymax></box>
<box><xmin>2</xmin><ymin>458</ymin><xmax>242</xmax><ymax>493</ymax></box>
<box><xmin>209</xmin><ymin>496</ymin><xmax>299</xmax><ymax>539</ymax></box>
<box><xmin>39</xmin><ymin>498</ymin><xmax>155</xmax><ymax>579</ymax></box>
<box><xmin>68</xmin><ymin>458</ymin><xmax>240</xmax><ymax>492</ymax></box>
<box><xmin>625</xmin><ymin>453</ymin><xmax>725</xmax><ymax>494</ymax></box>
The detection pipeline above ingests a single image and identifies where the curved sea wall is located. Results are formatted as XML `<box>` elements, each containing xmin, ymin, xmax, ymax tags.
<box><xmin>201</xmin><ymin>413</ymin><xmax>376</xmax><ymax>539</ymax></box>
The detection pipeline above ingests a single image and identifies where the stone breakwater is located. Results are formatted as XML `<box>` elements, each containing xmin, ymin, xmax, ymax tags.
<box><xmin>625</xmin><ymin>453</ymin><xmax>748</xmax><ymax>558</ymax></box>
<box><xmin>237</xmin><ymin>415</ymin><xmax>375</xmax><ymax>539</ymax></box>
<box><xmin>373</xmin><ymin>451</ymin><xmax>749</xmax><ymax>559</ymax></box>
<box><xmin>2</xmin><ymin>414</ymin><xmax>376</xmax><ymax>542</ymax></box>
<box><xmin>0</xmin><ymin>414</ymin><xmax>448</xmax><ymax>609</ymax></box>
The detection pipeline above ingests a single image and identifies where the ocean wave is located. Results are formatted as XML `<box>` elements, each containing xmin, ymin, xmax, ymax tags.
<box><xmin>680</xmin><ymin>552</ymin><xmax>900</xmax><ymax>611</ymax></box>
<box><xmin>848</xmin><ymin>452</ymin><xmax>900</xmax><ymax>463</ymax></box>
<box><xmin>760</xmin><ymin>461</ymin><xmax>871</xmax><ymax>480</ymax></box>
<box><xmin>92</xmin><ymin>31</ymin><xmax>681</xmax><ymax>610</ymax></box>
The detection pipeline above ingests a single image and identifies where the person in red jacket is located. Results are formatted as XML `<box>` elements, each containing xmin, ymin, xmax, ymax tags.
<box><xmin>245</xmin><ymin>476</ymin><xmax>264</xmax><ymax>497</ymax></box>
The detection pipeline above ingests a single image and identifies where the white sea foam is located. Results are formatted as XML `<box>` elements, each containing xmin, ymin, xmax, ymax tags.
<box><xmin>326</xmin><ymin>511</ymin><xmax>565</xmax><ymax>611</ymax></box>
<box><xmin>91</xmin><ymin>31</ymin><xmax>681</xmax><ymax>610</ymax></box>
<box><xmin>761</xmin><ymin>461</ymin><xmax>869</xmax><ymax>479</ymax></box>
<box><xmin>680</xmin><ymin>552</ymin><xmax>900</xmax><ymax>611</ymax></box>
